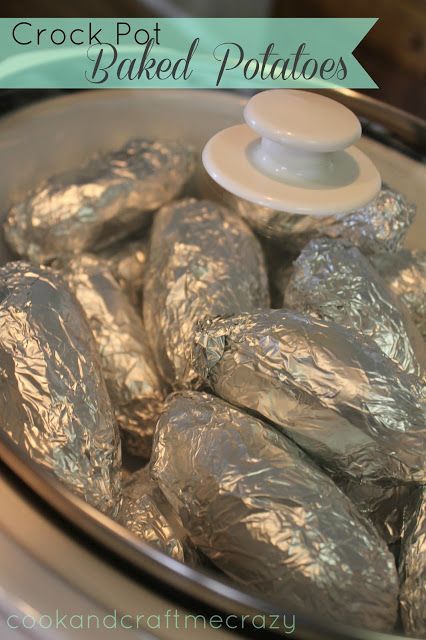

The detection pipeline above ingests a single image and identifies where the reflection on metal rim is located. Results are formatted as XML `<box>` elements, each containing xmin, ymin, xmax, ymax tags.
<box><xmin>319</xmin><ymin>88</ymin><xmax>425</xmax><ymax>159</ymax></box>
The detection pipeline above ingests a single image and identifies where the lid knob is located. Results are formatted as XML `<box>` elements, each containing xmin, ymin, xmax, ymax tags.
<box><xmin>202</xmin><ymin>89</ymin><xmax>381</xmax><ymax>217</ymax></box>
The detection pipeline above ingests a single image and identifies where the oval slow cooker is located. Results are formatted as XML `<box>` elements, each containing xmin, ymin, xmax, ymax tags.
<box><xmin>0</xmin><ymin>89</ymin><xmax>425</xmax><ymax>640</ymax></box>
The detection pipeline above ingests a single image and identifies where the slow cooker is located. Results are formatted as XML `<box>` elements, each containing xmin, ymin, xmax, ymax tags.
<box><xmin>0</xmin><ymin>88</ymin><xmax>424</xmax><ymax>640</ymax></box>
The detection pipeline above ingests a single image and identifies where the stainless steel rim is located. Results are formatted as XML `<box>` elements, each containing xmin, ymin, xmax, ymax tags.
<box><xmin>320</xmin><ymin>88</ymin><xmax>425</xmax><ymax>158</ymax></box>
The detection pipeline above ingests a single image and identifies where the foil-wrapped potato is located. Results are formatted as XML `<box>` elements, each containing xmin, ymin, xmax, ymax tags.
<box><xmin>144</xmin><ymin>198</ymin><xmax>269</xmax><ymax>388</ymax></box>
<box><xmin>223</xmin><ymin>185</ymin><xmax>415</xmax><ymax>255</ymax></box>
<box><xmin>194</xmin><ymin>310</ymin><xmax>425</xmax><ymax>485</ymax></box>
<box><xmin>399</xmin><ymin>486</ymin><xmax>426</xmax><ymax>638</ymax></box>
<box><xmin>117</xmin><ymin>466</ymin><xmax>198</xmax><ymax>564</ymax></box>
<box><xmin>371</xmin><ymin>249</ymin><xmax>426</xmax><ymax>340</ymax></box>
<box><xmin>60</xmin><ymin>253</ymin><xmax>165</xmax><ymax>460</ymax></box>
<box><xmin>98</xmin><ymin>236</ymin><xmax>148</xmax><ymax>307</ymax></box>
<box><xmin>284</xmin><ymin>238</ymin><xmax>426</xmax><ymax>379</ymax></box>
<box><xmin>4</xmin><ymin>139</ymin><xmax>195</xmax><ymax>263</ymax></box>
<box><xmin>0</xmin><ymin>262</ymin><xmax>121</xmax><ymax>515</ymax></box>
<box><xmin>150</xmin><ymin>391</ymin><xmax>398</xmax><ymax>631</ymax></box>
<box><xmin>282</xmin><ymin>242</ymin><xmax>425</xmax><ymax>540</ymax></box>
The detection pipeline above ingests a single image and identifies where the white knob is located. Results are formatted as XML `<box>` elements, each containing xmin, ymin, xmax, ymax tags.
<box><xmin>202</xmin><ymin>89</ymin><xmax>381</xmax><ymax>217</ymax></box>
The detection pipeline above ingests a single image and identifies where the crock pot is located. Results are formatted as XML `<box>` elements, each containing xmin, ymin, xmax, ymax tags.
<box><xmin>0</xmin><ymin>89</ymin><xmax>424</xmax><ymax>640</ymax></box>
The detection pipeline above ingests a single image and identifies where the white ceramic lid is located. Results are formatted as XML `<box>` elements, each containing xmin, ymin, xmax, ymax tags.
<box><xmin>202</xmin><ymin>89</ymin><xmax>381</xmax><ymax>217</ymax></box>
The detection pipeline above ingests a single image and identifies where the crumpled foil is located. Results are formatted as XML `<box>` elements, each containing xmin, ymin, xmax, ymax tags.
<box><xmin>59</xmin><ymin>253</ymin><xmax>165</xmax><ymax>460</ymax></box>
<box><xmin>98</xmin><ymin>236</ymin><xmax>148</xmax><ymax>307</ymax></box>
<box><xmin>336</xmin><ymin>478</ymin><xmax>414</xmax><ymax>544</ymax></box>
<box><xmin>371</xmin><ymin>249</ymin><xmax>426</xmax><ymax>340</ymax></box>
<box><xmin>284</xmin><ymin>238</ymin><xmax>426</xmax><ymax>380</ymax></box>
<box><xmin>4</xmin><ymin>139</ymin><xmax>195</xmax><ymax>263</ymax></box>
<box><xmin>223</xmin><ymin>185</ymin><xmax>415</xmax><ymax>255</ymax></box>
<box><xmin>150</xmin><ymin>391</ymin><xmax>398</xmax><ymax>631</ymax></box>
<box><xmin>193</xmin><ymin>310</ymin><xmax>426</xmax><ymax>485</ymax></box>
<box><xmin>0</xmin><ymin>262</ymin><xmax>121</xmax><ymax>515</ymax></box>
<box><xmin>117</xmin><ymin>466</ymin><xmax>198</xmax><ymax>564</ymax></box>
<box><xmin>143</xmin><ymin>198</ymin><xmax>269</xmax><ymax>388</ymax></box>
<box><xmin>399</xmin><ymin>486</ymin><xmax>426</xmax><ymax>638</ymax></box>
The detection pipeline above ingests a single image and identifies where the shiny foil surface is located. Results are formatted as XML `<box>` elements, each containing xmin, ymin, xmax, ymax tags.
<box><xmin>336</xmin><ymin>478</ymin><xmax>414</xmax><ymax>544</ymax></box>
<box><xmin>144</xmin><ymin>198</ymin><xmax>269</xmax><ymax>388</ymax></box>
<box><xmin>399</xmin><ymin>486</ymin><xmax>426</xmax><ymax>638</ymax></box>
<box><xmin>371</xmin><ymin>249</ymin><xmax>426</xmax><ymax>340</ymax></box>
<box><xmin>98</xmin><ymin>236</ymin><xmax>149</xmax><ymax>307</ymax></box>
<box><xmin>224</xmin><ymin>186</ymin><xmax>415</xmax><ymax>255</ymax></box>
<box><xmin>0</xmin><ymin>262</ymin><xmax>121</xmax><ymax>515</ymax></box>
<box><xmin>117</xmin><ymin>466</ymin><xmax>198</xmax><ymax>564</ymax></box>
<box><xmin>150</xmin><ymin>391</ymin><xmax>398</xmax><ymax>631</ymax></box>
<box><xmin>4</xmin><ymin>139</ymin><xmax>195</xmax><ymax>263</ymax></box>
<box><xmin>284</xmin><ymin>238</ymin><xmax>426</xmax><ymax>379</ymax></box>
<box><xmin>60</xmin><ymin>253</ymin><xmax>165</xmax><ymax>460</ymax></box>
<box><xmin>194</xmin><ymin>310</ymin><xmax>426</xmax><ymax>484</ymax></box>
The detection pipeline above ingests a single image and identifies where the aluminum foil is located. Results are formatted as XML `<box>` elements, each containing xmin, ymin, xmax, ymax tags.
<box><xmin>284</xmin><ymin>238</ymin><xmax>426</xmax><ymax>379</ymax></box>
<box><xmin>117</xmin><ymin>466</ymin><xmax>198</xmax><ymax>564</ymax></box>
<box><xmin>4</xmin><ymin>139</ymin><xmax>195</xmax><ymax>264</ymax></box>
<box><xmin>223</xmin><ymin>185</ymin><xmax>415</xmax><ymax>255</ymax></box>
<box><xmin>399</xmin><ymin>486</ymin><xmax>426</xmax><ymax>638</ymax></box>
<box><xmin>98</xmin><ymin>236</ymin><xmax>149</xmax><ymax>307</ymax></box>
<box><xmin>336</xmin><ymin>478</ymin><xmax>414</xmax><ymax>544</ymax></box>
<box><xmin>0</xmin><ymin>261</ymin><xmax>121</xmax><ymax>515</ymax></box>
<box><xmin>150</xmin><ymin>391</ymin><xmax>398</xmax><ymax>631</ymax></box>
<box><xmin>194</xmin><ymin>310</ymin><xmax>426</xmax><ymax>485</ymax></box>
<box><xmin>143</xmin><ymin>198</ymin><xmax>269</xmax><ymax>388</ymax></box>
<box><xmin>371</xmin><ymin>249</ymin><xmax>426</xmax><ymax>340</ymax></box>
<box><xmin>59</xmin><ymin>253</ymin><xmax>165</xmax><ymax>460</ymax></box>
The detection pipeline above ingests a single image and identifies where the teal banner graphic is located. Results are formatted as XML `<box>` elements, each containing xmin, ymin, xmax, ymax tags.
<box><xmin>0</xmin><ymin>18</ymin><xmax>378</xmax><ymax>88</ymax></box>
